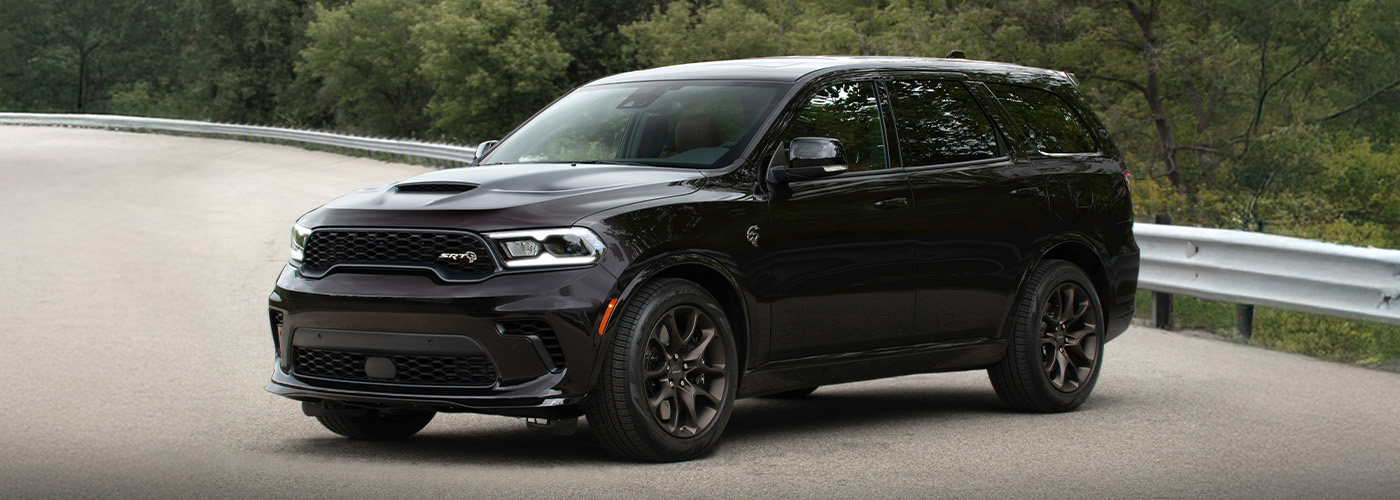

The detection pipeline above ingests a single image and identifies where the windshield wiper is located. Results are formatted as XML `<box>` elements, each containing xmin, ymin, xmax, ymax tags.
<box><xmin>565</xmin><ymin>160</ymin><xmax>656</xmax><ymax>166</ymax></box>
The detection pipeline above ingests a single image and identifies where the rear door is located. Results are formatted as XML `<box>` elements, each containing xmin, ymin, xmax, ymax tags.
<box><xmin>886</xmin><ymin>77</ymin><xmax>1051</xmax><ymax>343</ymax></box>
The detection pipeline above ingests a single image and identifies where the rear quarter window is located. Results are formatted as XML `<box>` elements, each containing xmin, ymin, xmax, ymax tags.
<box><xmin>986</xmin><ymin>83</ymin><xmax>1097</xmax><ymax>154</ymax></box>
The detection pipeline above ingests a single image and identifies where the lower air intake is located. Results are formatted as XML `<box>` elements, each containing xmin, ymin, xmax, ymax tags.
<box><xmin>294</xmin><ymin>348</ymin><xmax>497</xmax><ymax>386</ymax></box>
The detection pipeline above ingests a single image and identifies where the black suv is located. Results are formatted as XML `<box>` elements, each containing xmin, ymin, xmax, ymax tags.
<box><xmin>267</xmin><ymin>56</ymin><xmax>1138</xmax><ymax>461</ymax></box>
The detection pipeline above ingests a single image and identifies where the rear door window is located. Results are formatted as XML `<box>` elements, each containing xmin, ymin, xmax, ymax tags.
<box><xmin>887</xmin><ymin>80</ymin><xmax>1001</xmax><ymax>167</ymax></box>
<box><xmin>986</xmin><ymin>83</ymin><xmax>1097</xmax><ymax>154</ymax></box>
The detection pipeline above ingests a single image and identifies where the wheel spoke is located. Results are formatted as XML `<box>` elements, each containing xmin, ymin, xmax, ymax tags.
<box><xmin>667</xmin><ymin>402</ymin><xmax>682</xmax><ymax>434</ymax></box>
<box><xmin>693</xmin><ymin>361</ymin><xmax>725</xmax><ymax>376</ymax></box>
<box><xmin>692</xmin><ymin>383</ymin><xmax>722</xmax><ymax>405</ymax></box>
<box><xmin>678</xmin><ymin>307</ymin><xmax>700</xmax><ymax>346</ymax></box>
<box><xmin>1067</xmin><ymin>295</ymin><xmax>1090</xmax><ymax>324</ymax></box>
<box><xmin>648</xmin><ymin>384</ymin><xmax>675</xmax><ymax>411</ymax></box>
<box><xmin>1063</xmin><ymin>326</ymin><xmax>1095</xmax><ymax>347</ymax></box>
<box><xmin>683</xmin><ymin>327</ymin><xmax>715</xmax><ymax>362</ymax></box>
<box><xmin>661</xmin><ymin>312</ymin><xmax>682</xmax><ymax>354</ymax></box>
<box><xmin>1050</xmin><ymin>349</ymin><xmax>1070</xmax><ymax>388</ymax></box>
<box><xmin>1058</xmin><ymin>287</ymin><xmax>1075</xmax><ymax>324</ymax></box>
<box><xmin>678</xmin><ymin>387</ymin><xmax>700</xmax><ymax>436</ymax></box>
<box><xmin>1077</xmin><ymin>335</ymin><xmax>1099</xmax><ymax>361</ymax></box>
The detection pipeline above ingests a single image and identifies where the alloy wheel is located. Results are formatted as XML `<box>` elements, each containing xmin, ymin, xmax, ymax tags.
<box><xmin>641</xmin><ymin>305</ymin><xmax>728</xmax><ymax>438</ymax></box>
<box><xmin>1039</xmin><ymin>283</ymin><xmax>1100</xmax><ymax>393</ymax></box>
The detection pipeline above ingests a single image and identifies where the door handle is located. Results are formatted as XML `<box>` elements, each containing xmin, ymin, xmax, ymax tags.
<box><xmin>1010</xmin><ymin>187</ymin><xmax>1044</xmax><ymax>198</ymax></box>
<box><xmin>873</xmin><ymin>198</ymin><xmax>909</xmax><ymax>210</ymax></box>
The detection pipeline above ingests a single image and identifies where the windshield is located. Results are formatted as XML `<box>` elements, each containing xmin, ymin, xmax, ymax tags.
<box><xmin>481</xmin><ymin>81</ymin><xmax>790</xmax><ymax>169</ymax></box>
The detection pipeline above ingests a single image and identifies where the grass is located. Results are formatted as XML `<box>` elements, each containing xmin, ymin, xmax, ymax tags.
<box><xmin>1133</xmin><ymin>290</ymin><xmax>1400</xmax><ymax>369</ymax></box>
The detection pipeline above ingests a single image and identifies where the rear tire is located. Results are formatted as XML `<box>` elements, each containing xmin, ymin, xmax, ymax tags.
<box><xmin>586</xmin><ymin>278</ymin><xmax>739</xmax><ymax>462</ymax></box>
<box><xmin>988</xmin><ymin>259</ymin><xmax>1104</xmax><ymax>413</ymax></box>
<box><xmin>315</xmin><ymin>409</ymin><xmax>435</xmax><ymax>440</ymax></box>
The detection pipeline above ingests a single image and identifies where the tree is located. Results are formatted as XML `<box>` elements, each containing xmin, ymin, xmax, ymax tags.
<box><xmin>0</xmin><ymin>0</ymin><xmax>201</xmax><ymax>114</ymax></box>
<box><xmin>415</xmin><ymin>0</ymin><xmax>572</xmax><ymax>142</ymax></box>
<box><xmin>299</xmin><ymin>0</ymin><xmax>434</xmax><ymax>137</ymax></box>
<box><xmin>208</xmin><ymin>0</ymin><xmax>351</xmax><ymax>126</ymax></box>
<box><xmin>621</xmin><ymin>1</ymin><xmax>783</xmax><ymax>67</ymax></box>
<box><xmin>547</xmin><ymin>0</ymin><xmax>668</xmax><ymax>85</ymax></box>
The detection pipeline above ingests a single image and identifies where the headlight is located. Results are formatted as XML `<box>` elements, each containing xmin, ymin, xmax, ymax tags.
<box><xmin>290</xmin><ymin>222</ymin><xmax>312</xmax><ymax>262</ymax></box>
<box><xmin>485</xmin><ymin>227</ymin><xmax>606</xmax><ymax>268</ymax></box>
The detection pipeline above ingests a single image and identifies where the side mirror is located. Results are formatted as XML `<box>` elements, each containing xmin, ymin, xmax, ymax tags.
<box><xmin>472</xmin><ymin>140</ymin><xmax>500</xmax><ymax>164</ymax></box>
<box><xmin>766</xmin><ymin>137</ymin><xmax>848</xmax><ymax>184</ymax></box>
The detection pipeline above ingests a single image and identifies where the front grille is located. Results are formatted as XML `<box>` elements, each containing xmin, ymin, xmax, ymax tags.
<box><xmin>300</xmin><ymin>229</ymin><xmax>497</xmax><ymax>280</ymax></box>
<box><xmin>498</xmin><ymin>319</ymin><xmax>565</xmax><ymax>369</ymax></box>
<box><xmin>396</xmin><ymin>183</ymin><xmax>476</xmax><ymax>193</ymax></box>
<box><xmin>294</xmin><ymin>347</ymin><xmax>497</xmax><ymax>386</ymax></box>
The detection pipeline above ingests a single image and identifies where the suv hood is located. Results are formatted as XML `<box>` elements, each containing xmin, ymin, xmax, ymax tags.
<box><xmin>298</xmin><ymin>163</ymin><xmax>706</xmax><ymax>232</ymax></box>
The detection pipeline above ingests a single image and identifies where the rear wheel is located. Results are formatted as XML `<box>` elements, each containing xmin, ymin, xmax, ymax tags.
<box><xmin>988</xmin><ymin>259</ymin><xmax>1104</xmax><ymax>413</ymax></box>
<box><xmin>586</xmin><ymin>278</ymin><xmax>738</xmax><ymax>462</ymax></box>
<box><xmin>315</xmin><ymin>409</ymin><xmax>435</xmax><ymax>440</ymax></box>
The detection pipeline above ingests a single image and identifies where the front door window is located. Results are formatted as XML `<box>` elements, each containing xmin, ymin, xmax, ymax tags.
<box><xmin>782</xmin><ymin>81</ymin><xmax>888</xmax><ymax>172</ymax></box>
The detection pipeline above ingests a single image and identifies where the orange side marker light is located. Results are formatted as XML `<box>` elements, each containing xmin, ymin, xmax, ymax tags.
<box><xmin>598</xmin><ymin>298</ymin><xmax>618</xmax><ymax>335</ymax></box>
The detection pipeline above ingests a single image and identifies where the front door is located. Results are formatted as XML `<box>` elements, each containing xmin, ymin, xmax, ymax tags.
<box><xmin>760</xmin><ymin>79</ymin><xmax>918</xmax><ymax>360</ymax></box>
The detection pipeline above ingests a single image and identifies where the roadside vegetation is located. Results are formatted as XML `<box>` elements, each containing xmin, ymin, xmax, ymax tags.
<box><xmin>3</xmin><ymin>0</ymin><xmax>1397</xmax><ymax>365</ymax></box>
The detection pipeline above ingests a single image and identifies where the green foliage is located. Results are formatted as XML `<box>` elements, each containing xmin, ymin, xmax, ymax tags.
<box><xmin>0</xmin><ymin>0</ymin><xmax>206</xmax><ymax>115</ymax></box>
<box><xmin>622</xmin><ymin>1</ymin><xmax>783</xmax><ymax>67</ymax></box>
<box><xmin>207</xmin><ymin>0</ymin><xmax>352</xmax><ymax>127</ymax></box>
<box><xmin>416</xmin><ymin>0</ymin><xmax>572</xmax><ymax>142</ymax></box>
<box><xmin>300</xmin><ymin>0</ymin><xmax>433</xmax><ymax>137</ymax></box>
<box><xmin>546</xmin><ymin>0</ymin><xmax>667</xmax><ymax>84</ymax></box>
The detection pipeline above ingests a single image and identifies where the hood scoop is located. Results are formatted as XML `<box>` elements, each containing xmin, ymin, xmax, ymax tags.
<box><xmin>395</xmin><ymin>182</ymin><xmax>477</xmax><ymax>194</ymax></box>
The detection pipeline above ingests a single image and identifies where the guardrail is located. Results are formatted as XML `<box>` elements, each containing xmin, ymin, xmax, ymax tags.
<box><xmin>0</xmin><ymin>112</ymin><xmax>478</xmax><ymax>168</ymax></box>
<box><xmin>1136</xmin><ymin>222</ymin><xmax>1400</xmax><ymax>328</ymax></box>
<box><xmin>5</xmin><ymin>113</ymin><xmax>1397</xmax><ymax>329</ymax></box>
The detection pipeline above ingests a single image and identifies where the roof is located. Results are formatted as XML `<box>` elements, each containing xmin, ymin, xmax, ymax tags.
<box><xmin>588</xmin><ymin>56</ymin><xmax>1074</xmax><ymax>87</ymax></box>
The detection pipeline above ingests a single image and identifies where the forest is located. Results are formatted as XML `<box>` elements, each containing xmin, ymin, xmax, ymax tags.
<box><xmin>3</xmin><ymin>0</ymin><xmax>1398</xmax><ymax>364</ymax></box>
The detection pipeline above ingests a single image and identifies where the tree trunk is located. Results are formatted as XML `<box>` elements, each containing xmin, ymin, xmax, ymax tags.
<box><xmin>1123</xmin><ymin>0</ymin><xmax>1185</xmax><ymax>194</ymax></box>
<box><xmin>76</xmin><ymin>46</ymin><xmax>89</xmax><ymax>112</ymax></box>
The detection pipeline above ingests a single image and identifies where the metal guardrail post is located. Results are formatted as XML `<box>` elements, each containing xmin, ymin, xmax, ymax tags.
<box><xmin>1236</xmin><ymin>304</ymin><xmax>1255</xmax><ymax>340</ymax></box>
<box><xmin>1235</xmin><ymin>222</ymin><xmax>1260</xmax><ymax>341</ymax></box>
<box><xmin>1152</xmin><ymin>213</ymin><xmax>1173</xmax><ymax>329</ymax></box>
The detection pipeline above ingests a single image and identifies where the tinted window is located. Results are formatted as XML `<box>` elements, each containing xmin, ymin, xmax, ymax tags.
<box><xmin>782</xmin><ymin>81</ymin><xmax>888</xmax><ymax>172</ymax></box>
<box><xmin>888</xmin><ymin>80</ymin><xmax>1000</xmax><ymax>166</ymax></box>
<box><xmin>986</xmin><ymin>83</ymin><xmax>1097</xmax><ymax>153</ymax></box>
<box><xmin>482</xmin><ymin>82</ymin><xmax>786</xmax><ymax>168</ymax></box>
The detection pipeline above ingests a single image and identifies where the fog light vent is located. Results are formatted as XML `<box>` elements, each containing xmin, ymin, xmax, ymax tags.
<box><xmin>497</xmin><ymin>319</ymin><xmax>565</xmax><ymax>369</ymax></box>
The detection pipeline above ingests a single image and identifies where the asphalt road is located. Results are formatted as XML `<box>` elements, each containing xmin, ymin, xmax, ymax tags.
<box><xmin>2</xmin><ymin>126</ymin><xmax>1398</xmax><ymax>499</ymax></box>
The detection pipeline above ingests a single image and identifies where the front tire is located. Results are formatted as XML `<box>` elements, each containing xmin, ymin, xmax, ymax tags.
<box><xmin>586</xmin><ymin>278</ymin><xmax>739</xmax><ymax>462</ymax></box>
<box><xmin>988</xmin><ymin>259</ymin><xmax>1104</xmax><ymax>413</ymax></box>
<box><xmin>315</xmin><ymin>409</ymin><xmax>435</xmax><ymax>440</ymax></box>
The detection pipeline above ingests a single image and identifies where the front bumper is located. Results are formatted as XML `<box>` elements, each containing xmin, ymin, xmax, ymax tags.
<box><xmin>266</xmin><ymin>263</ymin><xmax>618</xmax><ymax>418</ymax></box>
